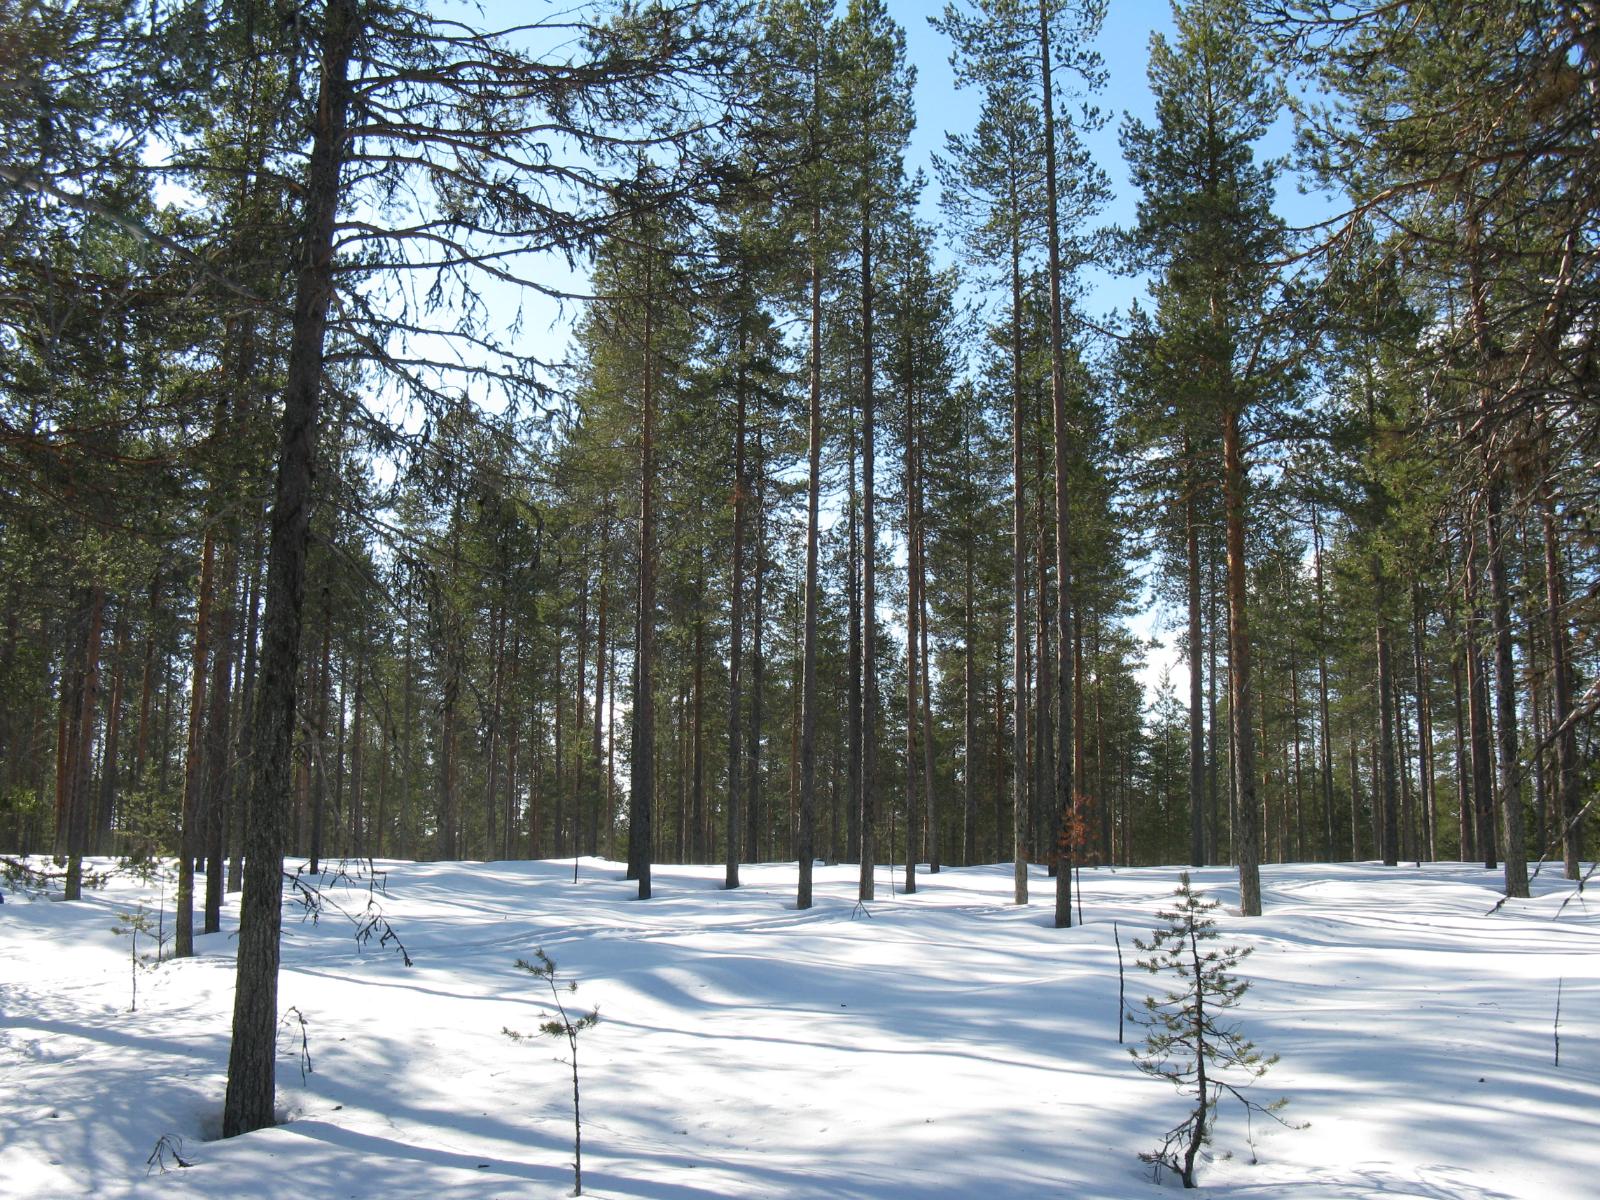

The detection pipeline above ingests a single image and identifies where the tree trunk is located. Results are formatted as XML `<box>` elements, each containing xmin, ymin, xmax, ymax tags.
<box><xmin>133</xmin><ymin>569</ymin><xmax>161</xmax><ymax>787</ymax></box>
<box><xmin>1541</xmin><ymin>501</ymin><xmax>1581</xmax><ymax>879</ymax></box>
<box><xmin>1039</xmin><ymin>0</ymin><xmax>1074</xmax><ymax>929</ymax></box>
<box><xmin>1445</xmin><ymin>598</ymin><xmax>1475</xmax><ymax>862</ymax></box>
<box><xmin>1375</xmin><ymin>610</ymin><xmax>1400</xmax><ymax>868</ymax></box>
<box><xmin>1412</xmin><ymin>586</ymin><xmax>1436</xmax><ymax>861</ymax></box>
<box><xmin>796</xmin><ymin>185</ymin><xmax>823</xmax><ymax>911</ymax></box>
<box><xmin>229</xmin><ymin>522</ymin><xmax>265</xmax><ymax>892</ymax></box>
<box><xmin>904</xmin><ymin>346</ymin><xmax>922</xmax><ymax>895</ymax></box>
<box><xmin>1187</xmin><ymin>444</ymin><xmax>1205</xmax><ymax>866</ymax></box>
<box><xmin>1311</xmin><ymin>505</ymin><xmax>1334</xmax><ymax>862</ymax></box>
<box><xmin>749</xmin><ymin>422</ymin><xmax>766</xmax><ymax>870</ymax></box>
<box><xmin>485</xmin><ymin>597</ymin><xmax>506</xmax><ymax>860</ymax></box>
<box><xmin>691</xmin><ymin>558</ymin><xmax>707</xmax><ymax>864</ymax></box>
<box><xmin>631</xmin><ymin>242</ymin><xmax>657</xmax><ymax>900</ymax></box>
<box><xmin>1464</xmin><ymin>529</ymin><xmax>1497</xmax><ymax>867</ymax></box>
<box><xmin>223</xmin><ymin>0</ymin><xmax>359</xmax><ymax>1137</ymax></box>
<box><xmin>349</xmin><ymin>639</ymin><xmax>365</xmax><ymax>857</ymax></box>
<box><xmin>571</xmin><ymin>572</ymin><xmax>589</xmax><ymax>863</ymax></box>
<box><xmin>963</xmin><ymin>430</ymin><xmax>977</xmax><ymax>866</ymax></box>
<box><xmin>176</xmin><ymin>532</ymin><xmax>215</xmax><ymax>955</ymax></box>
<box><xmin>917</xmin><ymin>426</ymin><xmax>938</xmax><ymax>874</ymax></box>
<box><xmin>859</xmin><ymin>193</ymin><xmax>879</xmax><ymax>902</ymax></box>
<box><xmin>1483</xmin><ymin>484</ymin><xmax>1529</xmax><ymax>897</ymax></box>
<box><xmin>1465</xmin><ymin>209</ymin><xmax>1528</xmax><ymax>898</ymax></box>
<box><xmin>310</xmin><ymin>585</ymin><xmax>334</xmax><ymax>873</ymax></box>
<box><xmin>203</xmin><ymin>537</ymin><xmax>240</xmax><ymax>933</ymax></box>
<box><xmin>63</xmin><ymin>585</ymin><xmax>106</xmax><ymax>901</ymax></box>
<box><xmin>591</xmin><ymin>528</ymin><xmax>608</xmax><ymax>857</ymax></box>
<box><xmin>845</xmin><ymin>382</ymin><xmax>862</xmax><ymax>873</ymax></box>
<box><xmin>96</xmin><ymin>605</ymin><xmax>128</xmax><ymax>854</ymax></box>
<box><xmin>1221</xmin><ymin>405</ymin><xmax>1260</xmax><ymax>915</ymax></box>
<box><xmin>725</xmin><ymin>347</ymin><xmax>746</xmax><ymax>887</ymax></box>
<box><xmin>1009</xmin><ymin>225</ymin><xmax>1028</xmax><ymax>907</ymax></box>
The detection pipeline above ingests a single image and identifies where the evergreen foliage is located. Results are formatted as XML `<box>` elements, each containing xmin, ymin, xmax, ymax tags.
<box><xmin>505</xmin><ymin>950</ymin><xmax>601</xmax><ymax>1197</ymax></box>
<box><xmin>1130</xmin><ymin>872</ymin><xmax>1292</xmax><ymax>1187</ymax></box>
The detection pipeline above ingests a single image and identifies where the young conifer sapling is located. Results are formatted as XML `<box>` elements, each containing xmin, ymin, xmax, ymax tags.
<box><xmin>1130</xmin><ymin>872</ymin><xmax>1296</xmax><ymax>1187</ymax></box>
<box><xmin>505</xmin><ymin>949</ymin><xmax>599</xmax><ymax>1196</ymax></box>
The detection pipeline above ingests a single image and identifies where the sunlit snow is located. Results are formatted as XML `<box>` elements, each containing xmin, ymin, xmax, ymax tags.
<box><xmin>2</xmin><ymin>857</ymin><xmax>1594</xmax><ymax>1198</ymax></box>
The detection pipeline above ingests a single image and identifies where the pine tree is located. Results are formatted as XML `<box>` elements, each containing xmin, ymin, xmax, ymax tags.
<box><xmin>1121</xmin><ymin>0</ymin><xmax>1292</xmax><ymax>915</ymax></box>
<box><xmin>1130</xmin><ymin>872</ymin><xmax>1290</xmax><ymax>1188</ymax></box>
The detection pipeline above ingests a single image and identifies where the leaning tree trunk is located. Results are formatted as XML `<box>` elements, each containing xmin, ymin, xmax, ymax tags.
<box><xmin>223</xmin><ymin>0</ymin><xmax>359</xmax><ymax>1138</ymax></box>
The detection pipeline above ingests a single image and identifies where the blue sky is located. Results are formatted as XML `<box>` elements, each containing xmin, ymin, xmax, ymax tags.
<box><xmin>901</xmin><ymin>0</ymin><xmax>1177</xmax><ymax>319</ymax></box>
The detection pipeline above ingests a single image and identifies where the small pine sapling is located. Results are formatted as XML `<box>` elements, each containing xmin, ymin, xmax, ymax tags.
<box><xmin>505</xmin><ymin>949</ymin><xmax>600</xmax><ymax>1197</ymax></box>
<box><xmin>111</xmin><ymin>906</ymin><xmax>160</xmax><ymax>1012</ymax></box>
<box><xmin>1130</xmin><ymin>872</ymin><xmax>1296</xmax><ymax>1188</ymax></box>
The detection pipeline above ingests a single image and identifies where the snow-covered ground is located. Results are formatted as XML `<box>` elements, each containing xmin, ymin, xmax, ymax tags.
<box><xmin>2</xmin><ymin>856</ymin><xmax>1594</xmax><ymax>1198</ymax></box>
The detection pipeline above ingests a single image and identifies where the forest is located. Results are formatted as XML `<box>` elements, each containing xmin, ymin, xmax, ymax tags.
<box><xmin>1</xmin><ymin>0</ymin><xmax>1595</xmax><ymax>1151</ymax></box>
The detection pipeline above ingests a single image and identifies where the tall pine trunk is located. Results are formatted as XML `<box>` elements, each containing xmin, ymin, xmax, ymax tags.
<box><xmin>223</xmin><ymin>0</ymin><xmax>359</xmax><ymax>1137</ymax></box>
<box><xmin>203</xmin><ymin>538</ymin><xmax>240</xmax><ymax>933</ymax></box>
<box><xmin>858</xmin><ymin>202</ymin><xmax>880</xmax><ymax>904</ymax></box>
<box><xmin>631</xmin><ymin>244</ymin><xmax>657</xmax><ymax>899</ymax></box>
<box><xmin>1039</xmin><ymin>0</ymin><xmax>1074</xmax><ymax>929</ymax></box>
<box><xmin>727</xmin><ymin>354</ymin><xmax>746</xmax><ymax>887</ymax></box>
<box><xmin>1222</xmin><ymin>405</ymin><xmax>1261</xmax><ymax>915</ymax></box>
<box><xmin>795</xmin><ymin>101</ymin><xmax>824</xmax><ymax>908</ymax></box>
<box><xmin>1186</xmin><ymin>443</ymin><xmax>1205</xmax><ymax>866</ymax></box>
<box><xmin>1541</xmin><ymin>501</ymin><xmax>1581</xmax><ymax>878</ymax></box>
<box><xmin>176</xmin><ymin>532</ymin><xmax>215</xmax><ymax>955</ymax></box>
<box><xmin>1009</xmin><ymin>221</ymin><xmax>1027</xmax><ymax>907</ymax></box>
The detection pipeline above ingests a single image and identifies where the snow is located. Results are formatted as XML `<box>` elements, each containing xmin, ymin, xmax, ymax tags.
<box><xmin>2</xmin><ymin>857</ymin><xmax>1595</xmax><ymax>1198</ymax></box>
